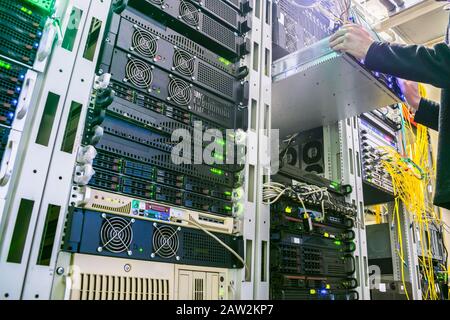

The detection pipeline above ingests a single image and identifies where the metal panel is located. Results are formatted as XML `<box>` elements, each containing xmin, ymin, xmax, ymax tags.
<box><xmin>21</xmin><ymin>0</ymin><xmax>113</xmax><ymax>300</ymax></box>
<box><xmin>272</xmin><ymin>40</ymin><xmax>400</xmax><ymax>136</ymax></box>
<box><xmin>0</xmin><ymin>0</ymin><xmax>94</xmax><ymax>300</ymax></box>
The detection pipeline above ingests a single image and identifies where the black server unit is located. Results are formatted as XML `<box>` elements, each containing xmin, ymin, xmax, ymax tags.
<box><xmin>63</xmin><ymin>0</ymin><xmax>252</xmax><ymax>268</ymax></box>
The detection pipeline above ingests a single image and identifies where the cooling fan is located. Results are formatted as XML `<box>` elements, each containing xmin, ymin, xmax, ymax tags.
<box><xmin>302</xmin><ymin>140</ymin><xmax>324</xmax><ymax>174</ymax></box>
<box><xmin>131</xmin><ymin>26</ymin><xmax>159</xmax><ymax>58</ymax></box>
<box><xmin>98</xmin><ymin>214</ymin><xmax>134</xmax><ymax>255</ymax></box>
<box><xmin>124</xmin><ymin>57</ymin><xmax>154</xmax><ymax>91</ymax></box>
<box><xmin>179</xmin><ymin>1</ymin><xmax>200</xmax><ymax>26</ymax></box>
<box><xmin>167</xmin><ymin>77</ymin><xmax>192</xmax><ymax>106</ymax></box>
<box><xmin>151</xmin><ymin>223</ymin><xmax>181</xmax><ymax>260</ymax></box>
<box><xmin>172</xmin><ymin>48</ymin><xmax>195</xmax><ymax>77</ymax></box>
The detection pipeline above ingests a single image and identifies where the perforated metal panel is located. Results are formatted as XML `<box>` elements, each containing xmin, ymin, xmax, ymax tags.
<box><xmin>204</xmin><ymin>0</ymin><xmax>238</xmax><ymax>26</ymax></box>
<box><xmin>202</xmin><ymin>15</ymin><xmax>236</xmax><ymax>51</ymax></box>
<box><xmin>197</xmin><ymin>62</ymin><xmax>234</xmax><ymax>98</ymax></box>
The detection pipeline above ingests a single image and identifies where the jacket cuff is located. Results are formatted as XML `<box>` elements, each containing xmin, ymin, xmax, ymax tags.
<box><xmin>364</xmin><ymin>41</ymin><xmax>387</xmax><ymax>71</ymax></box>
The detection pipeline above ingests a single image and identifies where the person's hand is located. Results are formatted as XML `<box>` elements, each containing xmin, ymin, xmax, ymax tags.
<box><xmin>329</xmin><ymin>24</ymin><xmax>375</xmax><ymax>61</ymax></box>
<box><xmin>398</xmin><ymin>79</ymin><xmax>421</xmax><ymax>114</ymax></box>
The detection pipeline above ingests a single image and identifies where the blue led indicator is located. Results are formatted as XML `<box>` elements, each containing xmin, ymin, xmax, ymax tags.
<box><xmin>12</xmin><ymin>99</ymin><xmax>18</xmax><ymax>106</ymax></box>
<box><xmin>320</xmin><ymin>289</ymin><xmax>327</xmax><ymax>295</ymax></box>
<box><xmin>16</xmin><ymin>86</ymin><xmax>21</xmax><ymax>93</ymax></box>
<box><xmin>34</xmin><ymin>42</ymin><xmax>39</xmax><ymax>48</ymax></box>
<box><xmin>8</xmin><ymin>112</ymin><xmax>14</xmax><ymax>119</ymax></box>
<box><xmin>19</xmin><ymin>74</ymin><xmax>25</xmax><ymax>80</ymax></box>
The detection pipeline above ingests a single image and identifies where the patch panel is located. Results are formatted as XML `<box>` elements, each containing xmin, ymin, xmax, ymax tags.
<box><xmin>0</xmin><ymin>1</ymin><xmax>47</xmax><ymax>66</ymax></box>
<box><xmin>359</xmin><ymin>113</ymin><xmax>398</xmax><ymax>204</ymax></box>
<box><xmin>62</xmin><ymin>209</ymin><xmax>245</xmax><ymax>269</ymax></box>
<box><xmin>111</xmin><ymin>15</ymin><xmax>247</xmax><ymax>102</ymax></box>
<box><xmin>70</xmin><ymin>186</ymin><xmax>236</xmax><ymax>234</ymax></box>
<box><xmin>127</xmin><ymin>0</ymin><xmax>248</xmax><ymax>60</ymax></box>
<box><xmin>99</xmin><ymin>47</ymin><xmax>243</xmax><ymax>128</ymax></box>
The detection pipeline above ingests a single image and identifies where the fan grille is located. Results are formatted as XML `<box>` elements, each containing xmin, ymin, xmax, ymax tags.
<box><xmin>152</xmin><ymin>224</ymin><xmax>180</xmax><ymax>259</ymax></box>
<box><xmin>179</xmin><ymin>1</ymin><xmax>199</xmax><ymax>26</ymax></box>
<box><xmin>131</xmin><ymin>28</ymin><xmax>158</xmax><ymax>58</ymax></box>
<box><xmin>100</xmin><ymin>216</ymin><xmax>133</xmax><ymax>253</ymax></box>
<box><xmin>125</xmin><ymin>58</ymin><xmax>153</xmax><ymax>90</ymax></box>
<box><xmin>173</xmin><ymin>49</ymin><xmax>195</xmax><ymax>77</ymax></box>
<box><xmin>168</xmin><ymin>78</ymin><xmax>192</xmax><ymax>106</ymax></box>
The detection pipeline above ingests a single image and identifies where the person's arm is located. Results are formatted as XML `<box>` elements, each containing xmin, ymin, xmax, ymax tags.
<box><xmin>329</xmin><ymin>24</ymin><xmax>450</xmax><ymax>88</ymax></box>
<box><xmin>414</xmin><ymin>98</ymin><xmax>440</xmax><ymax>131</ymax></box>
<box><xmin>365</xmin><ymin>42</ymin><xmax>450</xmax><ymax>89</ymax></box>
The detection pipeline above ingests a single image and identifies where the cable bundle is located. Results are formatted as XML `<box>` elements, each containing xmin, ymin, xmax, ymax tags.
<box><xmin>379</xmin><ymin>85</ymin><xmax>447</xmax><ymax>300</ymax></box>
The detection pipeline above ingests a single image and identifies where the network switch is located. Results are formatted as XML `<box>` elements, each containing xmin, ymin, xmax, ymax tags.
<box><xmin>359</xmin><ymin>113</ymin><xmax>398</xmax><ymax>204</ymax></box>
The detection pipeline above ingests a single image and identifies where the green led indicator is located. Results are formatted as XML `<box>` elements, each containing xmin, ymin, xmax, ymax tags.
<box><xmin>20</xmin><ymin>6</ymin><xmax>33</xmax><ymax>15</ymax></box>
<box><xmin>211</xmin><ymin>168</ymin><xmax>224</xmax><ymax>175</ymax></box>
<box><xmin>224</xmin><ymin>191</ymin><xmax>232</xmax><ymax>196</ymax></box>
<box><xmin>139</xmin><ymin>248</ymin><xmax>143</xmax><ymax>253</ymax></box>
<box><xmin>214</xmin><ymin>154</ymin><xmax>224</xmax><ymax>161</ymax></box>
<box><xmin>225</xmin><ymin>206</ymin><xmax>232</xmax><ymax>211</ymax></box>
<box><xmin>334</xmin><ymin>240</ymin><xmax>342</xmax><ymax>246</ymax></box>
<box><xmin>0</xmin><ymin>60</ymin><xmax>11</xmax><ymax>70</ymax></box>
<box><xmin>218</xmin><ymin>57</ymin><xmax>231</xmax><ymax>66</ymax></box>
<box><xmin>216</xmin><ymin>139</ymin><xmax>225</xmax><ymax>146</ymax></box>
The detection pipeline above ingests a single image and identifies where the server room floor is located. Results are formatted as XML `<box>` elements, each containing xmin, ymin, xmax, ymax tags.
<box><xmin>0</xmin><ymin>0</ymin><xmax>448</xmax><ymax>303</ymax></box>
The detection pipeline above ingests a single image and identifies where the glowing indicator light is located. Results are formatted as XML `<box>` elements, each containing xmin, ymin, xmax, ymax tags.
<box><xmin>19</xmin><ymin>74</ymin><xmax>25</xmax><ymax>80</ymax></box>
<box><xmin>320</xmin><ymin>289</ymin><xmax>327</xmax><ymax>295</ymax></box>
<box><xmin>12</xmin><ymin>99</ymin><xmax>18</xmax><ymax>106</ymax></box>
<box><xmin>216</xmin><ymin>139</ymin><xmax>225</xmax><ymax>146</ymax></box>
<box><xmin>210</xmin><ymin>168</ymin><xmax>224</xmax><ymax>175</ymax></box>
<box><xmin>214</xmin><ymin>154</ymin><xmax>224</xmax><ymax>161</ymax></box>
<box><xmin>0</xmin><ymin>60</ymin><xmax>11</xmax><ymax>70</ymax></box>
<box><xmin>326</xmin><ymin>284</ymin><xmax>331</xmax><ymax>289</ymax></box>
<box><xmin>324</xmin><ymin>232</ymin><xmax>329</xmax><ymax>238</ymax></box>
<box><xmin>309</xmin><ymin>289</ymin><xmax>316</xmax><ymax>295</ymax></box>
<box><xmin>139</xmin><ymin>248</ymin><xmax>143</xmax><ymax>253</ymax></box>
<box><xmin>20</xmin><ymin>7</ymin><xmax>33</xmax><ymax>15</ymax></box>
<box><xmin>224</xmin><ymin>191</ymin><xmax>232</xmax><ymax>196</ymax></box>
<box><xmin>16</xmin><ymin>86</ymin><xmax>21</xmax><ymax>93</ymax></box>
<box><xmin>334</xmin><ymin>240</ymin><xmax>341</xmax><ymax>246</ymax></box>
<box><xmin>285</xmin><ymin>206</ymin><xmax>292</xmax><ymax>213</ymax></box>
<box><xmin>225</xmin><ymin>206</ymin><xmax>232</xmax><ymax>211</ymax></box>
<box><xmin>218</xmin><ymin>57</ymin><xmax>231</xmax><ymax>66</ymax></box>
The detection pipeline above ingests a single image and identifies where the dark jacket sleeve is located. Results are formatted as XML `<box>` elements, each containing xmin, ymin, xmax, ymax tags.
<box><xmin>365</xmin><ymin>42</ymin><xmax>450</xmax><ymax>89</ymax></box>
<box><xmin>414</xmin><ymin>98</ymin><xmax>440</xmax><ymax>131</ymax></box>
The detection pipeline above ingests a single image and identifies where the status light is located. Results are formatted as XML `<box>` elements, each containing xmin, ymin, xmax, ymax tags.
<box><xmin>210</xmin><ymin>168</ymin><xmax>224</xmax><ymax>175</ymax></box>
<box><xmin>285</xmin><ymin>206</ymin><xmax>292</xmax><ymax>213</ymax></box>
